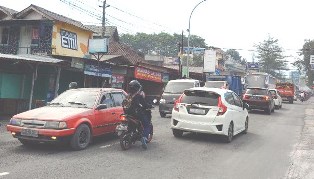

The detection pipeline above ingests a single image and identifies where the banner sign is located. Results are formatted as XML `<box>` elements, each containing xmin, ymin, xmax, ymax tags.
<box><xmin>111</xmin><ymin>74</ymin><xmax>124</xmax><ymax>83</ymax></box>
<box><xmin>84</xmin><ymin>64</ymin><xmax>112</xmax><ymax>77</ymax></box>
<box><xmin>134</xmin><ymin>67</ymin><xmax>162</xmax><ymax>83</ymax></box>
<box><xmin>247</xmin><ymin>62</ymin><xmax>259</xmax><ymax>69</ymax></box>
<box><xmin>89</xmin><ymin>38</ymin><xmax>109</xmax><ymax>53</ymax></box>
<box><xmin>203</xmin><ymin>50</ymin><xmax>216</xmax><ymax>73</ymax></box>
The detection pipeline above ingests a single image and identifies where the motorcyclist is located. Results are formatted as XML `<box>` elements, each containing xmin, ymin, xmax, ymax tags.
<box><xmin>300</xmin><ymin>91</ymin><xmax>305</xmax><ymax>102</ymax></box>
<box><xmin>123</xmin><ymin>80</ymin><xmax>151</xmax><ymax>149</ymax></box>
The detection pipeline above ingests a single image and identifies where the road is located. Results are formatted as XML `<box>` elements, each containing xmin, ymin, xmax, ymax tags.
<box><xmin>0</xmin><ymin>99</ymin><xmax>313</xmax><ymax>179</ymax></box>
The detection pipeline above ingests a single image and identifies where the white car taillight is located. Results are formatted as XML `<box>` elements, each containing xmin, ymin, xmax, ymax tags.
<box><xmin>217</xmin><ymin>96</ymin><xmax>227</xmax><ymax>116</ymax></box>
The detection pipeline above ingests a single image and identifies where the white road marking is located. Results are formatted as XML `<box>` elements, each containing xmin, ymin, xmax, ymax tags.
<box><xmin>99</xmin><ymin>142</ymin><xmax>119</xmax><ymax>149</ymax></box>
<box><xmin>0</xmin><ymin>172</ymin><xmax>9</xmax><ymax>176</ymax></box>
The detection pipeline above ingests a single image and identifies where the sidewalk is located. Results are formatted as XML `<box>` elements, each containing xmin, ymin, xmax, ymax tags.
<box><xmin>286</xmin><ymin>97</ymin><xmax>314</xmax><ymax>179</ymax></box>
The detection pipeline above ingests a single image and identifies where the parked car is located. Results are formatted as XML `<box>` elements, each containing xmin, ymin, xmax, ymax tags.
<box><xmin>242</xmin><ymin>88</ymin><xmax>275</xmax><ymax>115</ymax></box>
<box><xmin>170</xmin><ymin>87</ymin><xmax>249</xmax><ymax>142</ymax></box>
<box><xmin>7</xmin><ymin>88</ymin><xmax>127</xmax><ymax>150</ymax></box>
<box><xmin>159</xmin><ymin>79</ymin><xmax>201</xmax><ymax>118</ymax></box>
<box><xmin>269</xmin><ymin>89</ymin><xmax>282</xmax><ymax>109</ymax></box>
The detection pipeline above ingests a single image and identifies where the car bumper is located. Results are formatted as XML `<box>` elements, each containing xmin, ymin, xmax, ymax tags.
<box><xmin>7</xmin><ymin>125</ymin><xmax>75</xmax><ymax>142</ymax></box>
<box><xmin>159</xmin><ymin>103</ymin><xmax>173</xmax><ymax>114</ymax></box>
<box><xmin>243</xmin><ymin>100</ymin><xmax>270</xmax><ymax>110</ymax></box>
<box><xmin>171</xmin><ymin>118</ymin><xmax>226</xmax><ymax>135</ymax></box>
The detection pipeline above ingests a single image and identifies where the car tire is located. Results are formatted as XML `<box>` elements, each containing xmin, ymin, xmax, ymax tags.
<box><xmin>271</xmin><ymin>107</ymin><xmax>275</xmax><ymax>112</ymax></box>
<box><xmin>172</xmin><ymin>129</ymin><xmax>183</xmax><ymax>138</ymax></box>
<box><xmin>289</xmin><ymin>99</ymin><xmax>293</xmax><ymax>104</ymax></box>
<box><xmin>160</xmin><ymin>112</ymin><xmax>166</xmax><ymax>118</ymax></box>
<box><xmin>224</xmin><ymin>122</ymin><xmax>234</xmax><ymax>143</ymax></box>
<box><xmin>243</xmin><ymin>117</ymin><xmax>248</xmax><ymax>134</ymax></box>
<box><xmin>70</xmin><ymin>124</ymin><xmax>91</xmax><ymax>150</ymax></box>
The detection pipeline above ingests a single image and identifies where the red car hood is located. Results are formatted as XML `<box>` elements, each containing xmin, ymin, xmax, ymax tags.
<box><xmin>13</xmin><ymin>106</ymin><xmax>92</xmax><ymax>121</ymax></box>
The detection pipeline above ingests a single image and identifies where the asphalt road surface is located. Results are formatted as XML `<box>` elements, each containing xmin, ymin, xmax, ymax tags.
<box><xmin>0</xmin><ymin>99</ymin><xmax>313</xmax><ymax>179</ymax></box>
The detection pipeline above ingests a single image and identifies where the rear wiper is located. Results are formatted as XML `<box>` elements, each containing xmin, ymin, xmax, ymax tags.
<box><xmin>68</xmin><ymin>101</ymin><xmax>87</xmax><ymax>107</ymax></box>
<box><xmin>48</xmin><ymin>102</ymin><xmax>63</xmax><ymax>106</ymax></box>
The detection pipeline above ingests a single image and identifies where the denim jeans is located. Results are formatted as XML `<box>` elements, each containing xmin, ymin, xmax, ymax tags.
<box><xmin>139</xmin><ymin>113</ymin><xmax>150</xmax><ymax>139</ymax></box>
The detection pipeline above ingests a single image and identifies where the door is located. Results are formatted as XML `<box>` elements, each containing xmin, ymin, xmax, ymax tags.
<box><xmin>18</xmin><ymin>26</ymin><xmax>32</xmax><ymax>54</ymax></box>
<box><xmin>93</xmin><ymin>93</ymin><xmax>117</xmax><ymax>135</ymax></box>
<box><xmin>109</xmin><ymin>92</ymin><xmax>126</xmax><ymax>131</ymax></box>
<box><xmin>232</xmin><ymin>92</ymin><xmax>246</xmax><ymax>132</ymax></box>
<box><xmin>224</xmin><ymin>92</ymin><xmax>241</xmax><ymax>130</ymax></box>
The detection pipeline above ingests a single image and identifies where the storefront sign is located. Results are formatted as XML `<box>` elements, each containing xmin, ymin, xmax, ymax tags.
<box><xmin>84</xmin><ymin>64</ymin><xmax>112</xmax><ymax>77</ymax></box>
<box><xmin>112</xmin><ymin>74</ymin><xmax>124</xmax><ymax>83</ymax></box>
<box><xmin>60</xmin><ymin>29</ymin><xmax>77</xmax><ymax>50</ymax></box>
<box><xmin>134</xmin><ymin>67</ymin><xmax>162</xmax><ymax>83</ymax></box>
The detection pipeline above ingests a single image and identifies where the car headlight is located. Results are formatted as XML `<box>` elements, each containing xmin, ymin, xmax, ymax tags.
<box><xmin>9</xmin><ymin>118</ymin><xmax>21</xmax><ymax>126</ymax></box>
<box><xmin>160</xmin><ymin>99</ymin><xmax>166</xmax><ymax>104</ymax></box>
<box><xmin>45</xmin><ymin>121</ymin><xmax>67</xmax><ymax>129</ymax></box>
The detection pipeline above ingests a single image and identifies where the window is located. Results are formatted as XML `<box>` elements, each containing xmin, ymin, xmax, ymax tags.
<box><xmin>100</xmin><ymin>93</ymin><xmax>114</xmax><ymax>108</ymax></box>
<box><xmin>1</xmin><ymin>27</ymin><xmax>9</xmax><ymax>44</ymax></box>
<box><xmin>232</xmin><ymin>92</ymin><xmax>242</xmax><ymax>107</ymax></box>
<box><xmin>224</xmin><ymin>92</ymin><xmax>235</xmax><ymax>105</ymax></box>
<box><xmin>111</xmin><ymin>92</ymin><xmax>125</xmax><ymax>106</ymax></box>
<box><xmin>181</xmin><ymin>90</ymin><xmax>219</xmax><ymax>106</ymax></box>
<box><xmin>246</xmin><ymin>88</ymin><xmax>267</xmax><ymax>95</ymax></box>
<box><xmin>164</xmin><ymin>82</ymin><xmax>196</xmax><ymax>94</ymax></box>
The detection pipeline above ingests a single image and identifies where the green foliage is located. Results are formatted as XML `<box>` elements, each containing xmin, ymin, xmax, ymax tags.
<box><xmin>226</xmin><ymin>49</ymin><xmax>242</xmax><ymax>62</ymax></box>
<box><xmin>293</xmin><ymin>39</ymin><xmax>314</xmax><ymax>86</ymax></box>
<box><xmin>255</xmin><ymin>36</ymin><xmax>287</xmax><ymax>78</ymax></box>
<box><xmin>119</xmin><ymin>32</ymin><xmax>207</xmax><ymax>66</ymax></box>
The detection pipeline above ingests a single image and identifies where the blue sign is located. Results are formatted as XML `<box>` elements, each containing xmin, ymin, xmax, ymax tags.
<box><xmin>215</xmin><ymin>69</ymin><xmax>221</xmax><ymax>75</ymax></box>
<box><xmin>84</xmin><ymin>64</ymin><xmax>112</xmax><ymax>77</ymax></box>
<box><xmin>247</xmin><ymin>62</ymin><xmax>259</xmax><ymax>69</ymax></box>
<box><xmin>183</xmin><ymin>47</ymin><xmax>206</xmax><ymax>54</ymax></box>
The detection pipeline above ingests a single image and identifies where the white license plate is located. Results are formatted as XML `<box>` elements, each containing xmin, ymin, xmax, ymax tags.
<box><xmin>190</xmin><ymin>108</ymin><xmax>205</xmax><ymax>114</ymax></box>
<box><xmin>21</xmin><ymin>128</ymin><xmax>38</xmax><ymax>137</ymax></box>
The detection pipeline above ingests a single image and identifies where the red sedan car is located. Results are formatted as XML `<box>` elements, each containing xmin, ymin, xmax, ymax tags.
<box><xmin>7</xmin><ymin>88</ymin><xmax>127</xmax><ymax>150</ymax></box>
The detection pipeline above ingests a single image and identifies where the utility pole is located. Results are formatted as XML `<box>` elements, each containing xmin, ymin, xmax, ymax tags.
<box><xmin>102</xmin><ymin>0</ymin><xmax>106</xmax><ymax>38</ymax></box>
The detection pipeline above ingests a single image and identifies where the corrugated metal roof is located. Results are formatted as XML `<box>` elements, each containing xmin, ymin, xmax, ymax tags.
<box><xmin>0</xmin><ymin>6</ymin><xmax>18</xmax><ymax>19</ymax></box>
<box><xmin>0</xmin><ymin>53</ymin><xmax>63</xmax><ymax>64</ymax></box>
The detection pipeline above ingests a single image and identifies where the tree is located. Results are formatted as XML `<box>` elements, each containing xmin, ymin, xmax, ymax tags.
<box><xmin>255</xmin><ymin>36</ymin><xmax>287</xmax><ymax>78</ymax></box>
<box><xmin>226</xmin><ymin>49</ymin><xmax>242</xmax><ymax>62</ymax></box>
<box><xmin>293</xmin><ymin>39</ymin><xmax>314</xmax><ymax>86</ymax></box>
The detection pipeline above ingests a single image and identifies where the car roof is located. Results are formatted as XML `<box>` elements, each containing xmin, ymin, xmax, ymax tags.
<box><xmin>70</xmin><ymin>88</ymin><xmax>125</xmax><ymax>92</ymax></box>
<box><xmin>185</xmin><ymin>87</ymin><xmax>230</xmax><ymax>95</ymax></box>
<box><xmin>168</xmin><ymin>79</ymin><xmax>199</xmax><ymax>82</ymax></box>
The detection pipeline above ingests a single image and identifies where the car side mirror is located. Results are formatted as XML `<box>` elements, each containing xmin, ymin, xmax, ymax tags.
<box><xmin>96</xmin><ymin>104</ymin><xmax>107</xmax><ymax>110</ymax></box>
<box><xmin>243</xmin><ymin>102</ymin><xmax>250</xmax><ymax>110</ymax></box>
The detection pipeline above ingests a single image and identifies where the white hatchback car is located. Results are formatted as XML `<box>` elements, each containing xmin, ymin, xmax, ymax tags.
<box><xmin>171</xmin><ymin>87</ymin><xmax>249</xmax><ymax>142</ymax></box>
<box><xmin>269</xmin><ymin>89</ymin><xmax>282</xmax><ymax>109</ymax></box>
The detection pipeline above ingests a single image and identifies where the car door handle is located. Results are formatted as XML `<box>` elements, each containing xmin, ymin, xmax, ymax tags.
<box><xmin>112</xmin><ymin>112</ymin><xmax>116</xmax><ymax>115</ymax></box>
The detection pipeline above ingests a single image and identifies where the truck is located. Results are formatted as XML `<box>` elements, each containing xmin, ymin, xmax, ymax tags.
<box><xmin>205</xmin><ymin>75</ymin><xmax>243</xmax><ymax>96</ymax></box>
<box><xmin>245</xmin><ymin>72</ymin><xmax>276</xmax><ymax>89</ymax></box>
<box><xmin>276</xmin><ymin>82</ymin><xmax>295</xmax><ymax>103</ymax></box>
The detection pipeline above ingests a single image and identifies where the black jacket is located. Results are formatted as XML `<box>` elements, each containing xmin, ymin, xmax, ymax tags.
<box><xmin>124</xmin><ymin>93</ymin><xmax>150</xmax><ymax>118</ymax></box>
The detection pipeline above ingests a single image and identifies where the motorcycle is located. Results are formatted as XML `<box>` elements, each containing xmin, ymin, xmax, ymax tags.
<box><xmin>116</xmin><ymin>111</ymin><xmax>153</xmax><ymax>150</ymax></box>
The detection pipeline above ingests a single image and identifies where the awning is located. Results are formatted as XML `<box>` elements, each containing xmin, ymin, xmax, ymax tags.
<box><xmin>0</xmin><ymin>53</ymin><xmax>64</xmax><ymax>64</ymax></box>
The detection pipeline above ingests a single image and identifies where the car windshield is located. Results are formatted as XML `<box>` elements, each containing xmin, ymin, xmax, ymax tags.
<box><xmin>50</xmin><ymin>90</ymin><xmax>98</xmax><ymax>108</ymax></box>
<box><xmin>181</xmin><ymin>90</ymin><xmax>219</xmax><ymax>106</ymax></box>
<box><xmin>246</xmin><ymin>89</ymin><xmax>267</xmax><ymax>95</ymax></box>
<box><xmin>205</xmin><ymin>81</ymin><xmax>225</xmax><ymax>88</ymax></box>
<box><xmin>164</xmin><ymin>82</ymin><xmax>195</xmax><ymax>94</ymax></box>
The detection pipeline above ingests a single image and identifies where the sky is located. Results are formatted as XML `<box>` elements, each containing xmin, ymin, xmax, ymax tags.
<box><xmin>2</xmin><ymin>0</ymin><xmax>314</xmax><ymax>71</ymax></box>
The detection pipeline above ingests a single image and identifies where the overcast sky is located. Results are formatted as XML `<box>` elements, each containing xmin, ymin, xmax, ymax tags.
<box><xmin>2</xmin><ymin>0</ymin><xmax>314</xmax><ymax>70</ymax></box>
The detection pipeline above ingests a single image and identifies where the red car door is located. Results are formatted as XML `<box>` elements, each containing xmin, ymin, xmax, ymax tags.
<box><xmin>93</xmin><ymin>93</ymin><xmax>117</xmax><ymax>136</ymax></box>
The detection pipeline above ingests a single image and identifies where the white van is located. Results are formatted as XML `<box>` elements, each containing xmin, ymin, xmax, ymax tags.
<box><xmin>159</xmin><ymin>79</ymin><xmax>201</xmax><ymax>117</ymax></box>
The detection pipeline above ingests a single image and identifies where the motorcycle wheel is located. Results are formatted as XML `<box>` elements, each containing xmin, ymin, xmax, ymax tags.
<box><xmin>146</xmin><ymin>124</ymin><xmax>153</xmax><ymax>143</ymax></box>
<box><xmin>120</xmin><ymin>132</ymin><xmax>132</xmax><ymax>150</ymax></box>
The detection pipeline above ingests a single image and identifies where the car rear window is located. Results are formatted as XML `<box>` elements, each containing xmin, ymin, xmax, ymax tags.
<box><xmin>269</xmin><ymin>90</ymin><xmax>276</xmax><ymax>95</ymax></box>
<box><xmin>164</xmin><ymin>82</ymin><xmax>195</xmax><ymax>94</ymax></box>
<box><xmin>205</xmin><ymin>81</ymin><xmax>225</xmax><ymax>88</ymax></box>
<box><xmin>246</xmin><ymin>88</ymin><xmax>267</xmax><ymax>95</ymax></box>
<box><xmin>181</xmin><ymin>90</ymin><xmax>219</xmax><ymax>106</ymax></box>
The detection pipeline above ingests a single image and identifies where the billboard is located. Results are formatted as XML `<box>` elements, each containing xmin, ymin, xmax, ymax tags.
<box><xmin>134</xmin><ymin>67</ymin><xmax>162</xmax><ymax>83</ymax></box>
<box><xmin>203</xmin><ymin>50</ymin><xmax>216</xmax><ymax>73</ymax></box>
<box><xmin>89</xmin><ymin>38</ymin><xmax>109</xmax><ymax>54</ymax></box>
<box><xmin>247</xmin><ymin>62</ymin><xmax>259</xmax><ymax>70</ymax></box>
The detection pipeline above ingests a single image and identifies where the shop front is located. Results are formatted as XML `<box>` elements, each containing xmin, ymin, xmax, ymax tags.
<box><xmin>83</xmin><ymin>62</ymin><xmax>112</xmax><ymax>87</ymax></box>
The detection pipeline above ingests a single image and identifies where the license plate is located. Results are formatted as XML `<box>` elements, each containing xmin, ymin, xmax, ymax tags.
<box><xmin>190</xmin><ymin>108</ymin><xmax>205</xmax><ymax>114</ymax></box>
<box><xmin>21</xmin><ymin>128</ymin><xmax>38</xmax><ymax>137</ymax></box>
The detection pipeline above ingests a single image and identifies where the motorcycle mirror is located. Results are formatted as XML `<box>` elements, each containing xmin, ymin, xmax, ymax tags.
<box><xmin>153</xmin><ymin>99</ymin><xmax>157</xmax><ymax>104</ymax></box>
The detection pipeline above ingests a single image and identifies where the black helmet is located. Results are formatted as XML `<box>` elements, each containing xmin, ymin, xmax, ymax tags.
<box><xmin>128</xmin><ymin>80</ymin><xmax>141</xmax><ymax>94</ymax></box>
<box><xmin>69</xmin><ymin>82</ymin><xmax>78</xmax><ymax>89</ymax></box>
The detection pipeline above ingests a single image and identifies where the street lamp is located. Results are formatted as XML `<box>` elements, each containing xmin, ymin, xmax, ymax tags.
<box><xmin>187</xmin><ymin>0</ymin><xmax>206</xmax><ymax>78</ymax></box>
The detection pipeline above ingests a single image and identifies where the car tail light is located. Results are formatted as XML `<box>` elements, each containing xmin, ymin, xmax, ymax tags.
<box><xmin>174</xmin><ymin>94</ymin><xmax>184</xmax><ymax>112</ymax></box>
<box><xmin>263</xmin><ymin>96</ymin><xmax>270</xmax><ymax>101</ymax></box>
<box><xmin>217</xmin><ymin>96</ymin><xmax>227</xmax><ymax>116</ymax></box>
<box><xmin>243</xmin><ymin>94</ymin><xmax>250</xmax><ymax>100</ymax></box>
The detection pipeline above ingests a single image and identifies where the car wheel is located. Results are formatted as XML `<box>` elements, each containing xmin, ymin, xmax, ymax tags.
<box><xmin>224</xmin><ymin>122</ymin><xmax>234</xmax><ymax>143</ymax></box>
<box><xmin>70</xmin><ymin>124</ymin><xmax>91</xmax><ymax>150</ymax></box>
<box><xmin>160</xmin><ymin>112</ymin><xmax>166</xmax><ymax>118</ymax></box>
<box><xmin>172</xmin><ymin>129</ymin><xmax>183</xmax><ymax>138</ymax></box>
<box><xmin>18</xmin><ymin>139</ymin><xmax>37</xmax><ymax>146</ymax></box>
<box><xmin>280</xmin><ymin>104</ymin><xmax>282</xmax><ymax>109</ymax></box>
<box><xmin>243</xmin><ymin>117</ymin><xmax>248</xmax><ymax>134</ymax></box>
<box><xmin>271</xmin><ymin>106</ymin><xmax>275</xmax><ymax>112</ymax></box>
<box><xmin>265</xmin><ymin>107</ymin><xmax>271</xmax><ymax>115</ymax></box>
